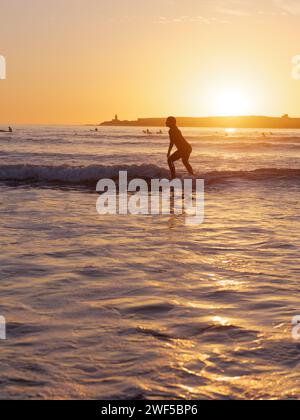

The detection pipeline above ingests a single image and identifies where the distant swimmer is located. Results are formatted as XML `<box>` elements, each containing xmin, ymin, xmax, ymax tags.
<box><xmin>0</xmin><ymin>126</ymin><xmax>13</xmax><ymax>133</ymax></box>
<box><xmin>143</xmin><ymin>129</ymin><xmax>153</xmax><ymax>135</ymax></box>
<box><xmin>157</xmin><ymin>130</ymin><xmax>163</xmax><ymax>135</ymax></box>
<box><xmin>166</xmin><ymin>116</ymin><xmax>194</xmax><ymax>179</ymax></box>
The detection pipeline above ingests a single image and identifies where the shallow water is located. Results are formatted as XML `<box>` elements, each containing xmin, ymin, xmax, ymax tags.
<box><xmin>0</xmin><ymin>126</ymin><xmax>300</xmax><ymax>399</ymax></box>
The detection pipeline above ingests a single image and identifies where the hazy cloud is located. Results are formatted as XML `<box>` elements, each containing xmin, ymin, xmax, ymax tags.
<box><xmin>216</xmin><ymin>8</ymin><xmax>250</xmax><ymax>16</ymax></box>
<box><xmin>152</xmin><ymin>0</ymin><xmax>297</xmax><ymax>26</ymax></box>
<box><xmin>217</xmin><ymin>0</ymin><xmax>300</xmax><ymax>16</ymax></box>
<box><xmin>154</xmin><ymin>15</ymin><xmax>229</xmax><ymax>24</ymax></box>
<box><xmin>274</xmin><ymin>0</ymin><xmax>300</xmax><ymax>15</ymax></box>
<box><xmin>198</xmin><ymin>0</ymin><xmax>297</xmax><ymax>17</ymax></box>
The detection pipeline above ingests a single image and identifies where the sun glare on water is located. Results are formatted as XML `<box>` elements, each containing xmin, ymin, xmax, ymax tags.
<box><xmin>225</xmin><ymin>128</ymin><xmax>237</xmax><ymax>134</ymax></box>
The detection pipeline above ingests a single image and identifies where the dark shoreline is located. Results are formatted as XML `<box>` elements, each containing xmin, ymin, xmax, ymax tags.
<box><xmin>100</xmin><ymin>115</ymin><xmax>300</xmax><ymax>129</ymax></box>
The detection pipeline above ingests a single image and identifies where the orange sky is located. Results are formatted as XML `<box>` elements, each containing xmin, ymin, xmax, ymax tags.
<box><xmin>0</xmin><ymin>0</ymin><xmax>300</xmax><ymax>124</ymax></box>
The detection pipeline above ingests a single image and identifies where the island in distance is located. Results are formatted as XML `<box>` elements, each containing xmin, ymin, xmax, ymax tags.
<box><xmin>99</xmin><ymin>114</ymin><xmax>300</xmax><ymax>129</ymax></box>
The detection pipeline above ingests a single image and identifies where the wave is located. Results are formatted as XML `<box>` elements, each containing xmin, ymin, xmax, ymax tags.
<box><xmin>0</xmin><ymin>164</ymin><xmax>300</xmax><ymax>187</ymax></box>
<box><xmin>0</xmin><ymin>164</ymin><xmax>169</xmax><ymax>185</ymax></box>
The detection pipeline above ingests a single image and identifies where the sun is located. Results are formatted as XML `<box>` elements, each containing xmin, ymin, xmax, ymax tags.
<box><xmin>188</xmin><ymin>76</ymin><xmax>261</xmax><ymax>117</ymax></box>
<box><xmin>200</xmin><ymin>81</ymin><xmax>257</xmax><ymax>117</ymax></box>
<box><xmin>213</xmin><ymin>88</ymin><xmax>253</xmax><ymax>116</ymax></box>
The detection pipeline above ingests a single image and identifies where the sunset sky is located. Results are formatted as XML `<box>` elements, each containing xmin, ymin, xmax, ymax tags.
<box><xmin>1</xmin><ymin>0</ymin><xmax>300</xmax><ymax>124</ymax></box>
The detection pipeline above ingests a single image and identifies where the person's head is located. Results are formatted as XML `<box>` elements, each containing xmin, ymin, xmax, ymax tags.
<box><xmin>166</xmin><ymin>116</ymin><xmax>177</xmax><ymax>128</ymax></box>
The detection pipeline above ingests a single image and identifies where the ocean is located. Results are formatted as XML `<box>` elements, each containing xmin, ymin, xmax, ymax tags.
<box><xmin>0</xmin><ymin>125</ymin><xmax>300</xmax><ymax>399</ymax></box>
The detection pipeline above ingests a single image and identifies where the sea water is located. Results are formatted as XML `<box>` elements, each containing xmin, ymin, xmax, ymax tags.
<box><xmin>0</xmin><ymin>126</ymin><xmax>300</xmax><ymax>399</ymax></box>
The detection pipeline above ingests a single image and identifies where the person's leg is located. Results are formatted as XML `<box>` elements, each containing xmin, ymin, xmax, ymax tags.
<box><xmin>182</xmin><ymin>152</ymin><xmax>194</xmax><ymax>176</ymax></box>
<box><xmin>168</xmin><ymin>151</ymin><xmax>181</xmax><ymax>179</ymax></box>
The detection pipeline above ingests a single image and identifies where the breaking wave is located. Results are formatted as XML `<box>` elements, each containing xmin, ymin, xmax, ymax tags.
<box><xmin>0</xmin><ymin>164</ymin><xmax>300</xmax><ymax>187</ymax></box>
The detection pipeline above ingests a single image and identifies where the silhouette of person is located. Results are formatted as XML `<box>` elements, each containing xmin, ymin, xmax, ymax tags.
<box><xmin>8</xmin><ymin>126</ymin><xmax>12</xmax><ymax>133</ymax></box>
<box><xmin>166</xmin><ymin>116</ymin><xmax>194</xmax><ymax>179</ymax></box>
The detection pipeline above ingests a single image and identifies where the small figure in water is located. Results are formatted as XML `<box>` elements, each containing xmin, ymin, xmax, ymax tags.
<box><xmin>0</xmin><ymin>126</ymin><xmax>13</xmax><ymax>133</ymax></box>
<box><xmin>166</xmin><ymin>116</ymin><xmax>194</xmax><ymax>179</ymax></box>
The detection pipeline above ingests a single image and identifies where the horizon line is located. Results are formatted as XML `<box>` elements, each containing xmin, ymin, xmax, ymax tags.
<box><xmin>1</xmin><ymin>114</ymin><xmax>300</xmax><ymax>126</ymax></box>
